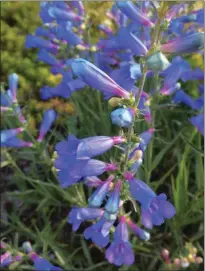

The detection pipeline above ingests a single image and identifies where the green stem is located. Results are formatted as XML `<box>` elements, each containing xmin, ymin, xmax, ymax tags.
<box><xmin>134</xmin><ymin>65</ymin><xmax>148</xmax><ymax>108</ymax></box>
<box><xmin>122</xmin><ymin>64</ymin><xmax>148</xmax><ymax>172</ymax></box>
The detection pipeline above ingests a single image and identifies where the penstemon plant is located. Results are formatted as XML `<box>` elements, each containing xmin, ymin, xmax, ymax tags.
<box><xmin>0</xmin><ymin>1</ymin><xmax>204</xmax><ymax>270</ymax></box>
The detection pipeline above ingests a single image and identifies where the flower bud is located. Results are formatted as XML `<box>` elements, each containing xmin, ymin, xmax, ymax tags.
<box><xmin>146</xmin><ymin>52</ymin><xmax>170</xmax><ymax>71</ymax></box>
<box><xmin>195</xmin><ymin>257</ymin><xmax>203</xmax><ymax>264</ymax></box>
<box><xmin>132</xmin><ymin>150</ymin><xmax>143</xmax><ymax>161</ymax></box>
<box><xmin>108</xmin><ymin>97</ymin><xmax>122</xmax><ymax>107</ymax></box>
<box><xmin>180</xmin><ymin>257</ymin><xmax>189</xmax><ymax>268</ymax></box>
<box><xmin>187</xmin><ymin>254</ymin><xmax>195</xmax><ymax>263</ymax></box>
<box><xmin>111</xmin><ymin>108</ymin><xmax>135</xmax><ymax>128</ymax></box>
<box><xmin>174</xmin><ymin>258</ymin><xmax>181</xmax><ymax>266</ymax></box>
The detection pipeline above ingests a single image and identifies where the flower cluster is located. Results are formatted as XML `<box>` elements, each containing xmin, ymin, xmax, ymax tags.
<box><xmin>160</xmin><ymin>243</ymin><xmax>203</xmax><ymax>270</ymax></box>
<box><xmin>1</xmin><ymin>74</ymin><xmax>58</xmax><ymax>147</ymax></box>
<box><xmin>1</xmin><ymin>0</ymin><xmax>204</xmax><ymax>268</ymax></box>
<box><xmin>0</xmin><ymin>241</ymin><xmax>62</xmax><ymax>270</ymax></box>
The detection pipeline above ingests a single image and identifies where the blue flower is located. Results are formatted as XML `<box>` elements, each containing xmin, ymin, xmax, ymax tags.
<box><xmin>8</xmin><ymin>73</ymin><xmax>19</xmax><ymax>103</ymax></box>
<box><xmin>116</xmin><ymin>1</ymin><xmax>154</xmax><ymax>27</ymax></box>
<box><xmin>84</xmin><ymin>216</ymin><xmax>115</xmax><ymax>248</ymax></box>
<box><xmin>160</xmin><ymin>32</ymin><xmax>204</xmax><ymax>54</ymax></box>
<box><xmin>160</xmin><ymin>56</ymin><xmax>191</xmax><ymax>91</ymax></box>
<box><xmin>55</xmin><ymin>25</ymin><xmax>83</xmax><ymax>46</ymax></box>
<box><xmin>78</xmin><ymin>136</ymin><xmax>125</xmax><ymax>158</ymax></box>
<box><xmin>55</xmin><ymin>146</ymin><xmax>117</xmax><ymax>188</ymax></box>
<box><xmin>40</xmin><ymin>74</ymin><xmax>86</xmax><ymax>100</ymax></box>
<box><xmin>38</xmin><ymin>50</ymin><xmax>61</xmax><ymax>67</ymax></box>
<box><xmin>105</xmin><ymin>180</ymin><xmax>122</xmax><ymax>214</ymax></box>
<box><xmin>128</xmin><ymin>179</ymin><xmax>176</xmax><ymax>228</ymax></box>
<box><xmin>1</xmin><ymin>128</ymin><xmax>33</xmax><ymax>148</ymax></box>
<box><xmin>37</xmin><ymin>109</ymin><xmax>57</xmax><ymax>142</ymax></box>
<box><xmin>173</xmin><ymin>90</ymin><xmax>203</xmax><ymax>110</ymax></box>
<box><xmin>110</xmin><ymin>62</ymin><xmax>141</xmax><ymax>90</ymax></box>
<box><xmin>1</xmin><ymin>128</ymin><xmax>24</xmax><ymax>144</ymax></box>
<box><xmin>105</xmin><ymin>218</ymin><xmax>135</xmax><ymax>266</ymax></box>
<box><xmin>189</xmin><ymin>113</ymin><xmax>204</xmax><ymax>136</ymax></box>
<box><xmin>47</xmin><ymin>6</ymin><xmax>82</xmax><ymax>22</ymax></box>
<box><xmin>71</xmin><ymin>58</ymin><xmax>130</xmax><ymax>100</ymax></box>
<box><xmin>117</xmin><ymin>27</ymin><xmax>148</xmax><ymax>56</ymax></box>
<box><xmin>25</xmin><ymin>34</ymin><xmax>59</xmax><ymax>54</ymax></box>
<box><xmin>141</xmin><ymin>193</ymin><xmax>176</xmax><ymax>229</ymax></box>
<box><xmin>126</xmin><ymin>219</ymin><xmax>150</xmax><ymax>241</ymax></box>
<box><xmin>181</xmin><ymin>67</ymin><xmax>204</xmax><ymax>82</ymax></box>
<box><xmin>68</xmin><ymin>206</ymin><xmax>104</xmax><ymax>231</ymax></box>
<box><xmin>69</xmin><ymin>1</ymin><xmax>84</xmax><ymax>16</ymax></box>
<box><xmin>0</xmin><ymin>252</ymin><xmax>13</xmax><ymax>267</ymax></box>
<box><xmin>84</xmin><ymin>176</ymin><xmax>104</xmax><ymax>187</ymax></box>
<box><xmin>55</xmin><ymin>135</ymin><xmax>124</xmax><ymax>159</ymax></box>
<box><xmin>88</xmin><ymin>176</ymin><xmax>114</xmax><ymax>207</ymax></box>
<box><xmin>30</xmin><ymin>253</ymin><xmax>63</xmax><ymax>271</ymax></box>
<box><xmin>111</xmin><ymin>108</ymin><xmax>135</xmax><ymax>128</ymax></box>
<box><xmin>128</xmin><ymin>179</ymin><xmax>156</xmax><ymax>209</ymax></box>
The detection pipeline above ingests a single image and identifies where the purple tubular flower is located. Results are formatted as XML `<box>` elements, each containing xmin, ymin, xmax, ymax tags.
<box><xmin>126</xmin><ymin>219</ymin><xmax>150</xmax><ymax>241</ymax></box>
<box><xmin>161</xmin><ymin>56</ymin><xmax>191</xmax><ymax>89</ymax></box>
<box><xmin>56</xmin><ymin>135</ymin><xmax>124</xmax><ymax>160</ymax></box>
<box><xmin>117</xmin><ymin>28</ymin><xmax>148</xmax><ymax>56</ymax></box>
<box><xmin>1</xmin><ymin>128</ymin><xmax>24</xmax><ymax>144</ymax></box>
<box><xmin>84</xmin><ymin>176</ymin><xmax>104</xmax><ymax>187</ymax></box>
<box><xmin>98</xmin><ymin>24</ymin><xmax>114</xmax><ymax>36</ymax></box>
<box><xmin>81</xmin><ymin>159</ymin><xmax>117</xmax><ymax>177</ymax></box>
<box><xmin>37</xmin><ymin>109</ymin><xmax>57</xmax><ymax>142</ymax></box>
<box><xmin>55</xmin><ymin>156</ymin><xmax>89</xmax><ymax>188</ymax></box>
<box><xmin>68</xmin><ymin>206</ymin><xmax>104</xmax><ymax>231</ymax></box>
<box><xmin>141</xmin><ymin>193</ymin><xmax>176</xmax><ymax>229</ymax></box>
<box><xmin>160</xmin><ymin>32</ymin><xmax>204</xmax><ymax>54</ymax></box>
<box><xmin>0</xmin><ymin>252</ymin><xmax>14</xmax><ymax>267</ymax></box>
<box><xmin>130</xmin><ymin>158</ymin><xmax>143</xmax><ymax>173</ymax></box>
<box><xmin>55</xmin><ymin>25</ymin><xmax>83</xmax><ymax>46</ymax></box>
<box><xmin>55</xmin><ymin>135</ymin><xmax>81</xmax><ymax>157</ymax></box>
<box><xmin>1</xmin><ymin>91</ymin><xmax>11</xmax><ymax>107</ymax></box>
<box><xmin>116</xmin><ymin>1</ymin><xmax>154</xmax><ymax>27</ymax></box>
<box><xmin>88</xmin><ymin>176</ymin><xmax>114</xmax><ymax>207</ymax></box>
<box><xmin>29</xmin><ymin>253</ymin><xmax>62</xmax><ymax>271</ymax></box>
<box><xmin>128</xmin><ymin>179</ymin><xmax>156</xmax><ymax>209</ymax></box>
<box><xmin>13</xmin><ymin>105</ymin><xmax>27</xmax><ymax>124</ymax></box>
<box><xmin>138</xmin><ymin>128</ymin><xmax>155</xmax><ymax>152</ymax></box>
<box><xmin>166</xmin><ymin>4</ymin><xmax>188</xmax><ymax>22</ymax></box>
<box><xmin>84</xmin><ymin>216</ymin><xmax>115</xmax><ymax>248</ymax></box>
<box><xmin>105</xmin><ymin>180</ymin><xmax>122</xmax><ymax>214</ymax></box>
<box><xmin>128</xmin><ymin>179</ymin><xmax>176</xmax><ymax>228</ymax></box>
<box><xmin>25</xmin><ymin>34</ymin><xmax>59</xmax><ymax>54</ymax></box>
<box><xmin>0</xmin><ymin>106</ymin><xmax>10</xmax><ymax>112</ymax></box>
<box><xmin>189</xmin><ymin>114</ymin><xmax>204</xmax><ymax>136</ymax></box>
<box><xmin>69</xmin><ymin>1</ymin><xmax>84</xmax><ymax>16</ymax></box>
<box><xmin>35</xmin><ymin>27</ymin><xmax>53</xmax><ymax>38</ymax></box>
<box><xmin>110</xmin><ymin>62</ymin><xmax>141</xmax><ymax>90</ymax></box>
<box><xmin>181</xmin><ymin>68</ymin><xmax>204</xmax><ymax>82</ymax></box>
<box><xmin>71</xmin><ymin>59</ymin><xmax>130</xmax><ymax>99</ymax></box>
<box><xmin>160</xmin><ymin>82</ymin><xmax>181</xmax><ymax>96</ymax></box>
<box><xmin>111</xmin><ymin>108</ymin><xmax>135</xmax><ymax>128</ymax></box>
<box><xmin>199</xmin><ymin>84</ymin><xmax>204</xmax><ymax>95</ymax></box>
<box><xmin>48</xmin><ymin>7</ymin><xmax>82</xmax><ymax>22</ymax></box>
<box><xmin>8</xmin><ymin>73</ymin><xmax>18</xmax><ymax>102</ymax></box>
<box><xmin>38</xmin><ymin>50</ymin><xmax>61</xmax><ymax>66</ymax></box>
<box><xmin>2</xmin><ymin>137</ymin><xmax>33</xmax><ymax>148</ymax></box>
<box><xmin>173</xmin><ymin>90</ymin><xmax>203</xmax><ymax>110</ymax></box>
<box><xmin>55</xmin><ymin>149</ymin><xmax>117</xmax><ymax>187</ymax></box>
<box><xmin>105</xmin><ymin>218</ymin><xmax>135</xmax><ymax>266</ymax></box>
<box><xmin>40</xmin><ymin>77</ymin><xmax>85</xmax><ymax>100</ymax></box>
<box><xmin>78</xmin><ymin>136</ymin><xmax>125</xmax><ymax>158</ymax></box>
